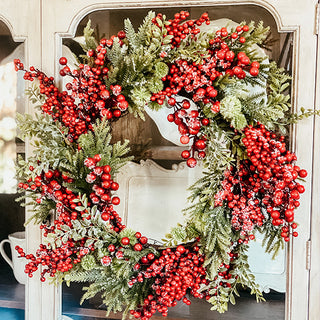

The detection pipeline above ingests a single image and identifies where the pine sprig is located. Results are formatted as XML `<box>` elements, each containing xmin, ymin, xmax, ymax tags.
<box><xmin>124</xmin><ymin>18</ymin><xmax>139</xmax><ymax>52</ymax></box>
<box><xmin>201</xmin><ymin>206</ymin><xmax>233</xmax><ymax>279</ymax></box>
<box><xmin>241</xmin><ymin>21</ymin><xmax>270</xmax><ymax>49</ymax></box>
<box><xmin>16</xmin><ymin>112</ymin><xmax>72</xmax><ymax>177</ymax></box>
<box><xmin>260</xmin><ymin>223</ymin><xmax>285</xmax><ymax>259</ymax></box>
<box><xmin>207</xmin><ymin>244</ymin><xmax>264</xmax><ymax>313</ymax></box>
<box><xmin>80</xmin><ymin>20</ymin><xmax>98</xmax><ymax>54</ymax></box>
<box><xmin>136</xmin><ymin>11</ymin><xmax>156</xmax><ymax>45</ymax></box>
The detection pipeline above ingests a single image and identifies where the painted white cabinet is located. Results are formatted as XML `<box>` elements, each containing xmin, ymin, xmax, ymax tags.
<box><xmin>0</xmin><ymin>1</ymin><xmax>319</xmax><ymax>319</ymax></box>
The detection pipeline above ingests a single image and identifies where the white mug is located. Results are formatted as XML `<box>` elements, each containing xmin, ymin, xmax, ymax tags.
<box><xmin>0</xmin><ymin>231</ymin><xmax>27</xmax><ymax>284</ymax></box>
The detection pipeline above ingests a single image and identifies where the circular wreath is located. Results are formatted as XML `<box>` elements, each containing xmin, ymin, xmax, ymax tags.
<box><xmin>14</xmin><ymin>10</ymin><xmax>308</xmax><ymax>319</ymax></box>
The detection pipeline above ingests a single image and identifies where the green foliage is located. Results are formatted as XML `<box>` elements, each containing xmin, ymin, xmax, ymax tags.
<box><xmin>167</xmin><ymin>32</ymin><xmax>210</xmax><ymax>64</ymax></box>
<box><xmin>220</xmin><ymin>96</ymin><xmax>248</xmax><ymax>130</ymax></box>
<box><xmin>79</xmin><ymin>20</ymin><xmax>98</xmax><ymax>64</ymax></box>
<box><xmin>207</xmin><ymin>244</ymin><xmax>264</xmax><ymax>313</ymax></box>
<box><xmin>25</xmin><ymin>83</ymin><xmax>46</xmax><ymax>108</ymax></box>
<box><xmin>287</xmin><ymin>107</ymin><xmax>320</xmax><ymax>124</ymax></box>
<box><xmin>241</xmin><ymin>21</ymin><xmax>270</xmax><ymax>49</ymax></box>
<box><xmin>200</xmin><ymin>206</ymin><xmax>233</xmax><ymax>279</ymax></box>
<box><xmin>103</xmin><ymin>12</ymin><xmax>172</xmax><ymax>119</ymax></box>
<box><xmin>260</xmin><ymin>222</ymin><xmax>285</xmax><ymax>259</ymax></box>
<box><xmin>16</xmin><ymin>112</ymin><xmax>71</xmax><ymax>174</ymax></box>
<box><xmin>214</xmin><ymin>60</ymin><xmax>291</xmax><ymax>133</ymax></box>
<box><xmin>263</xmin><ymin>62</ymin><xmax>291</xmax><ymax>129</ymax></box>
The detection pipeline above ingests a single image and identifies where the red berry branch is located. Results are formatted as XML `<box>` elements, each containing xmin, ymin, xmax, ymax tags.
<box><xmin>14</xmin><ymin>57</ymin><xmax>128</xmax><ymax>142</ymax></box>
<box><xmin>215</xmin><ymin>124</ymin><xmax>306</xmax><ymax>242</ymax></box>
<box><xmin>151</xmin><ymin>22</ymin><xmax>261</xmax><ymax>167</ymax></box>
<box><xmin>130</xmin><ymin>245</ymin><xmax>208</xmax><ymax>320</ymax></box>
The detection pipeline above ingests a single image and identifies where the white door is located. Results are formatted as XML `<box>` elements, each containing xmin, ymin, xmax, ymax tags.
<box><xmin>0</xmin><ymin>1</ymin><xmax>319</xmax><ymax>319</ymax></box>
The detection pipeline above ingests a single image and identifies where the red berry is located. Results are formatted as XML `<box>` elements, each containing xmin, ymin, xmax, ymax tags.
<box><xmin>94</xmin><ymin>154</ymin><xmax>101</xmax><ymax>162</ymax></box>
<box><xmin>135</xmin><ymin>232</ymin><xmax>141</xmax><ymax>239</ymax></box>
<box><xmin>181</xmin><ymin>150</ymin><xmax>190</xmax><ymax>159</ymax></box>
<box><xmin>103</xmin><ymin>165</ymin><xmax>111</xmax><ymax>173</ymax></box>
<box><xmin>147</xmin><ymin>253</ymin><xmax>155</xmax><ymax>261</ymax></box>
<box><xmin>195</xmin><ymin>139</ymin><xmax>206</xmax><ymax>150</ymax></box>
<box><xmin>187</xmin><ymin>157</ymin><xmax>197</xmax><ymax>168</ymax></box>
<box><xmin>180</xmin><ymin>135</ymin><xmax>190</xmax><ymax>144</ymax></box>
<box><xmin>59</xmin><ymin>57</ymin><xmax>67</xmax><ymax>65</ymax></box>
<box><xmin>101</xmin><ymin>212</ymin><xmax>109</xmax><ymax>221</ymax></box>
<box><xmin>108</xmin><ymin>244</ymin><xmax>115</xmax><ymax>252</ymax></box>
<box><xmin>297</xmin><ymin>185</ymin><xmax>305</xmax><ymax>193</ymax></box>
<box><xmin>250</xmin><ymin>67</ymin><xmax>259</xmax><ymax>76</ymax></box>
<box><xmin>140</xmin><ymin>237</ymin><xmax>148</xmax><ymax>245</ymax></box>
<box><xmin>251</xmin><ymin>61</ymin><xmax>260</xmax><ymax>69</ymax></box>
<box><xmin>176</xmin><ymin>245</ymin><xmax>185</xmax><ymax>254</ymax></box>
<box><xmin>298</xmin><ymin>169</ymin><xmax>307</xmax><ymax>178</ymax></box>
<box><xmin>141</xmin><ymin>256</ymin><xmax>148</xmax><ymax>264</ymax></box>
<box><xmin>167</xmin><ymin>114</ymin><xmax>174</xmax><ymax>122</ymax></box>
<box><xmin>242</xmin><ymin>25</ymin><xmax>249</xmax><ymax>32</ymax></box>
<box><xmin>113</xmin><ymin>109</ymin><xmax>121</xmax><ymax>117</ymax></box>
<box><xmin>121</xmin><ymin>237</ymin><xmax>130</xmax><ymax>246</ymax></box>
<box><xmin>134</xmin><ymin>243</ymin><xmax>143</xmax><ymax>251</ymax></box>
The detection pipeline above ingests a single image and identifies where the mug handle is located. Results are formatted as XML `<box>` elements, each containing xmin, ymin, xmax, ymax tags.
<box><xmin>0</xmin><ymin>239</ymin><xmax>13</xmax><ymax>269</ymax></box>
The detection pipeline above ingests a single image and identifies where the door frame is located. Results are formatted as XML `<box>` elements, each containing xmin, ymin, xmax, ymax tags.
<box><xmin>0</xmin><ymin>1</ymin><xmax>319</xmax><ymax>319</ymax></box>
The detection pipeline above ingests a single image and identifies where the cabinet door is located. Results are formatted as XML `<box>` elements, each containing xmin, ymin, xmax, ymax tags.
<box><xmin>1</xmin><ymin>1</ymin><xmax>318</xmax><ymax>319</ymax></box>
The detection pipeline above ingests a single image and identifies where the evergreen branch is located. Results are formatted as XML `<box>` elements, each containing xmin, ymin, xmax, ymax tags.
<box><xmin>260</xmin><ymin>223</ymin><xmax>285</xmax><ymax>259</ymax></box>
<box><xmin>80</xmin><ymin>20</ymin><xmax>98</xmax><ymax>53</ymax></box>
<box><xmin>207</xmin><ymin>244</ymin><xmax>264</xmax><ymax>313</ymax></box>
<box><xmin>242</xmin><ymin>21</ymin><xmax>270</xmax><ymax>49</ymax></box>
<box><xmin>286</xmin><ymin>107</ymin><xmax>320</xmax><ymax>124</ymax></box>
<box><xmin>124</xmin><ymin>18</ymin><xmax>138</xmax><ymax>52</ymax></box>
<box><xmin>136</xmin><ymin>11</ymin><xmax>155</xmax><ymax>45</ymax></box>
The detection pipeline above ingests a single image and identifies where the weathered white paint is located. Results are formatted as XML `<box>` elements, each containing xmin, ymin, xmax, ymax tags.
<box><xmin>0</xmin><ymin>1</ymin><xmax>318</xmax><ymax>319</ymax></box>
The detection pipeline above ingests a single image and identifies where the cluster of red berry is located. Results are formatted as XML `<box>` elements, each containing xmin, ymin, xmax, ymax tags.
<box><xmin>150</xmin><ymin>23</ymin><xmax>260</xmax><ymax>167</ymax></box>
<box><xmin>100</xmin><ymin>232</ymin><xmax>149</xmax><ymax>267</ymax></box>
<box><xmin>152</xmin><ymin>11</ymin><xmax>210</xmax><ymax>49</ymax></box>
<box><xmin>129</xmin><ymin>245</ymin><xmax>208</xmax><ymax>320</ymax></box>
<box><xmin>212</xmin><ymin>25</ymin><xmax>261</xmax><ymax>78</ymax></box>
<box><xmin>16</xmin><ymin>154</ymin><xmax>127</xmax><ymax>279</ymax></box>
<box><xmin>83</xmin><ymin>154</ymin><xmax>124</xmax><ymax>232</ymax></box>
<box><xmin>166</xmin><ymin>99</ymin><xmax>209</xmax><ymax>168</ymax></box>
<box><xmin>17</xmin><ymin>166</ymin><xmax>91</xmax><ymax>279</ymax></box>
<box><xmin>62</xmin><ymin>48</ymin><xmax>129</xmax><ymax>117</ymax></box>
<box><xmin>215</xmin><ymin>124</ymin><xmax>306</xmax><ymax>242</ymax></box>
<box><xmin>18</xmin><ymin>167</ymin><xmax>77</xmax><ymax>224</ymax></box>
<box><xmin>14</xmin><ymin>55</ymin><xmax>128</xmax><ymax>142</ymax></box>
<box><xmin>16</xmin><ymin>237</ymin><xmax>94</xmax><ymax>282</ymax></box>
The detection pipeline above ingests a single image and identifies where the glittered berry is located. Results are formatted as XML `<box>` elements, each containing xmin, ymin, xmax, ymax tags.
<box><xmin>134</xmin><ymin>243</ymin><xmax>143</xmax><ymax>251</ymax></box>
<box><xmin>187</xmin><ymin>157</ymin><xmax>197</xmax><ymax>168</ymax></box>
<box><xmin>121</xmin><ymin>237</ymin><xmax>130</xmax><ymax>246</ymax></box>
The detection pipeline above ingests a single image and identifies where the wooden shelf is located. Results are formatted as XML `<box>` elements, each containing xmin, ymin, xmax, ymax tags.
<box><xmin>149</xmin><ymin>146</ymin><xmax>185</xmax><ymax>160</ymax></box>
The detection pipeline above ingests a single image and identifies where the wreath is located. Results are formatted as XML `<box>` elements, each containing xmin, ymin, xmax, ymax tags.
<box><xmin>14</xmin><ymin>10</ymin><xmax>310</xmax><ymax>319</ymax></box>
